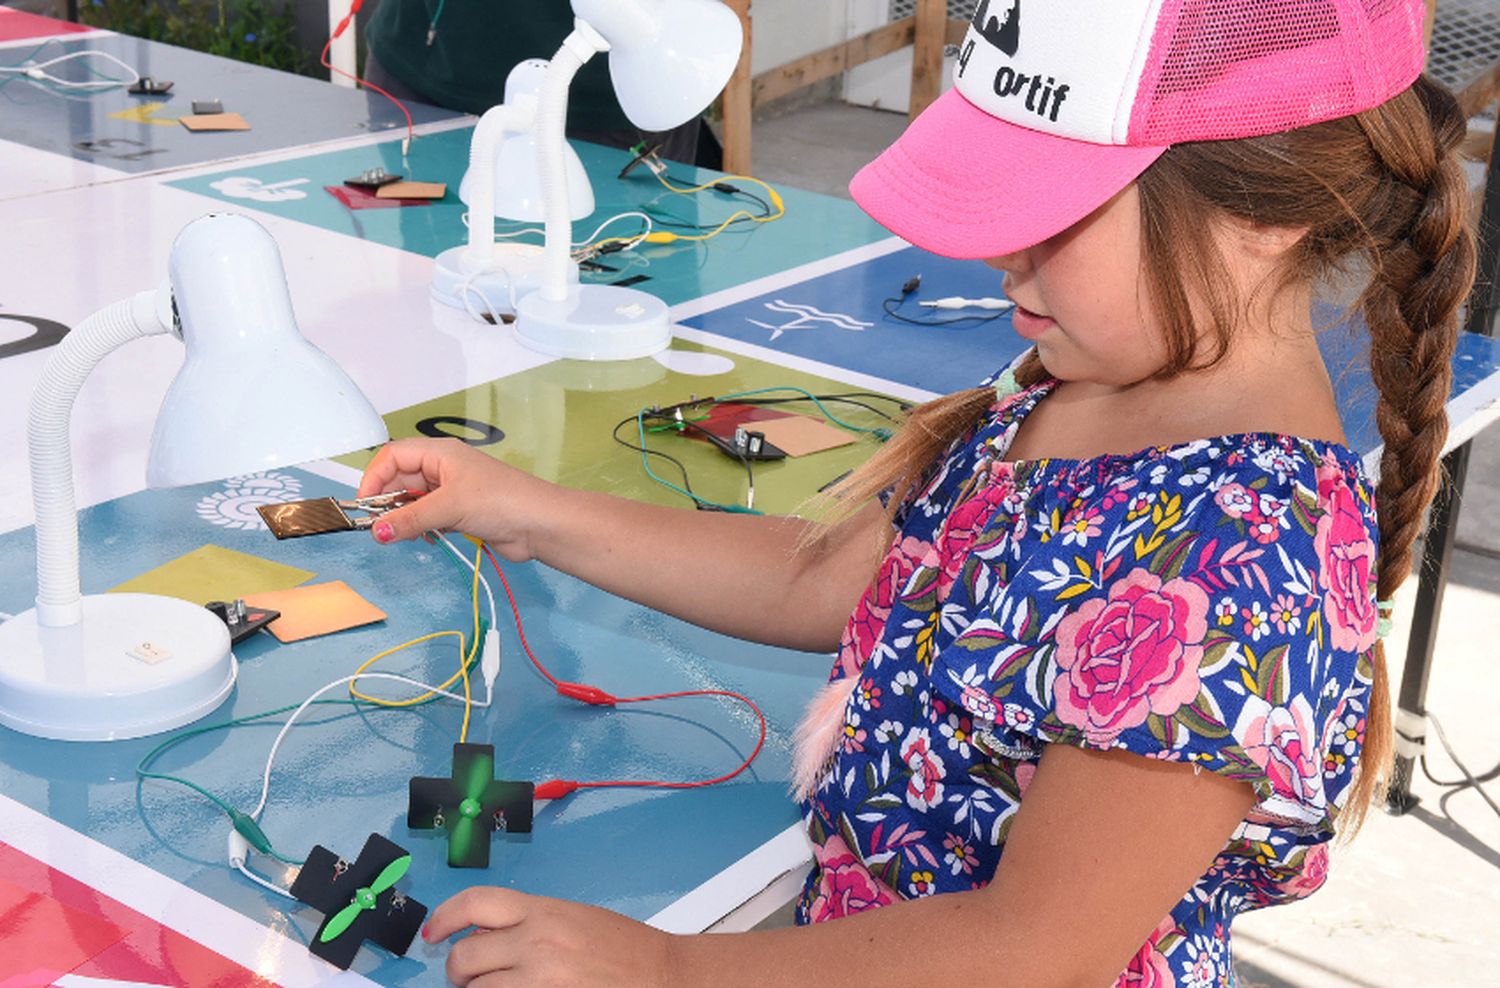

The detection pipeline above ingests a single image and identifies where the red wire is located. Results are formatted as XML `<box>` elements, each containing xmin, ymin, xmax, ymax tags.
<box><xmin>323</xmin><ymin>1</ymin><xmax>414</xmax><ymax>151</ymax></box>
<box><xmin>479</xmin><ymin>542</ymin><xmax>768</xmax><ymax>798</ymax></box>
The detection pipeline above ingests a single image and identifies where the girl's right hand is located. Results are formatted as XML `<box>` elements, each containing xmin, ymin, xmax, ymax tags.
<box><xmin>355</xmin><ymin>437</ymin><xmax>552</xmax><ymax>562</ymax></box>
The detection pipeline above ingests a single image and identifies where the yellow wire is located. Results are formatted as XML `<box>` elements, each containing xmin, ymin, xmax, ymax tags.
<box><xmin>346</xmin><ymin>534</ymin><xmax>485</xmax><ymax>743</ymax></box>
<box><xmin>348</xmin><ymin>630</ymin><xmax>468</xmax><ymax>706</ymax></box>
<box><xmin>634</xmin><ymin>169</ymin><xmax>786</xmax><ymax>246</ymax></box>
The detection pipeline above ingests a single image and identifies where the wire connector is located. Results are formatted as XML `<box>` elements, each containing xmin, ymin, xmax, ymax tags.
<box><xmin>230</xmin><ymin>809</ymin><xmax>274</xmax><ymax>855</ymax></box>
<box><xmin>900</xmin><ymin>275</ymin><xmax>922</xmax><ymax>297</ymax></box>
<box><xmin>535</xmin><ymin>779</ymin><xmax>580</xmax><ymax>801</ymax></box>
<box><xmin>556</xmin><ymin>682</ymin><xmax>617</xmax><ymax>706</ymax></box>
<box><xmin>227</xmin><ymin>828</ymin><xmax>251</xmax><ymax>868</ymax></box>
<box><xmin>481</xmin><ymin>629</ymin><xmax>501</xmax><ymax>696</ymax></box>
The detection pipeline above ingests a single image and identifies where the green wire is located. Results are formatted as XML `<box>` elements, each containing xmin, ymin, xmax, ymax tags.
<box><xmin>636</xmin><ymin>409</ymin><xmax>761</xmax><ymax>515</ymax></box>
<box><xmin>137</xmin><ymin>545</ymin><xmax>490</xmax><ymax>868</ymax></box>
<box><xmin>717</xmin><ymin>386</ymin><xmax>894</xmax><ymax>439</ymax></box>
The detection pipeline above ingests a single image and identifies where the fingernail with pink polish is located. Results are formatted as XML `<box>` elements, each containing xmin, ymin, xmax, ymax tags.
<box><xmin>373</xmin><ymin>520</ymin><xmax>394</xmax><ymax>544</ymax></box>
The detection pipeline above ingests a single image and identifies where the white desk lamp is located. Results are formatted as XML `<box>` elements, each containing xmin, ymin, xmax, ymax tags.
<box><xmin>512</xmin><ymin>0</ymin><xmax>743</xmax><ymax>360</ymax></box>
<box><xmin>0</xmin><ymin>213</ymin><xmax>389</xmax><ymax>742</ymax></box>
<box><xmin>431</xmin><ymin>59</ymin><xmax>594</xmax><ymax>320</ymax></box>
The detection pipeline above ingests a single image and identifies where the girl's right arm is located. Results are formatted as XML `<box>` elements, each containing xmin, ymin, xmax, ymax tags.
<box><xmin>356</xmin><ymin>437</ymin><xmax>892</xmax><ymax>653</ymax></box>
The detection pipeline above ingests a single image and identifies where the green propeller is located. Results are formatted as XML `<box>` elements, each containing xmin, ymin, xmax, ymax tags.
<box><xmin>318</xmin><ymin>853</ymin><xmax>412</xmax><ymax>943</ymax></box>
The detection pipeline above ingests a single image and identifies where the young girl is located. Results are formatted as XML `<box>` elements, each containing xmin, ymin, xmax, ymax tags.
<box><xmin>357</xmin><ymin>1</ymin><xmax>1476</xmax><ymax>983</ymax></box>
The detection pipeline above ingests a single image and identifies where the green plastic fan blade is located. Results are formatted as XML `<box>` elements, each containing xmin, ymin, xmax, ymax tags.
<box><xmin>369</xmin><ymin>853</ymin><xmax>412</xmax><ymax>896</ymax></box>
<box><xmin>458</xmin><ymin>747</ymin><xmax>495</xmax><ymax>800</ymax></box>
<box><xmin>320</xmin><ymin>899</ymin><xmax>365</xmax><ymax>943</ymax></box>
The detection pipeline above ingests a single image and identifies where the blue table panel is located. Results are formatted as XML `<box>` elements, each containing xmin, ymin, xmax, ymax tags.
<box><xmin>0</xmin><ymin>35</ymin><xmax>460</xmax><ymax>172</ymax></box>
<box><xmin>0</xmin><ymin>468</ymin><xmax>823</xmax><ymax>984</ymax></box>
<box><xmin>684</xmin><ymin>244</ymin><xmax>1500</xmax><ymax>455</ymax></box>
<box><xmin>166</xmin><ymin>129</ymin><xmax>893</xmax><ymax>308</ymax></box>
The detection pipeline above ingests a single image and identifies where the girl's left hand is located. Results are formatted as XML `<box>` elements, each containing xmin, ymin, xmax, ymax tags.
<box><xmin>424</xmin><ymin>887</ymin><xmax>674</xmax><ymax>987</ymax></box>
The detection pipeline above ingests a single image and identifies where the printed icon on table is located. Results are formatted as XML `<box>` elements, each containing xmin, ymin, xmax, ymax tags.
<box><xmin>971</xmin><ymin>0</ymin><xmax>1021</xmax><ymax>56</ymax></box>
<box><xmin>746</xmin><ymin>299</ymin><xmax>873</xmax><ymax>342</ymax></box>
<box><xmin>195</xmin><ymin>471</ymin><xmax>304</xmax><ymax>530</ymax></box>
<box><xmin>209</xmin><ymin>176</ymin><xmax>311</xmax><ymax>202</ymax></box>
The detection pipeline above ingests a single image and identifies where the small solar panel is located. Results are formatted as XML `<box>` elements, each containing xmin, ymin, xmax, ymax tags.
<box><xmin>257</xmin><ymin>498</ymin><xmax>356</xmax><ymax>539</ymax></box>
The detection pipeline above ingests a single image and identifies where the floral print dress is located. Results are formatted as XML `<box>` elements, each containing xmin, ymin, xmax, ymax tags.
<box><xmin>795</xmin><ymin>374</ymin><xmax>1380</xmax><ymax>988</ymax></box>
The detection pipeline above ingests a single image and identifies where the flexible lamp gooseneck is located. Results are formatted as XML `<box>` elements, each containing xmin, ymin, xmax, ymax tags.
<box><xmin>0</xmin><ymin>213</ymin><xmax>389</xmax><ymax>742</ymax></box>
<box><xmin>431</xmin><ymin>59</ymin><xmax>595</xmax><ymax>320</ymax></box>
<box><xmin>511</xmin><ymin>0</ymin><xmax>743</xmax><ymax>360</ymax></box>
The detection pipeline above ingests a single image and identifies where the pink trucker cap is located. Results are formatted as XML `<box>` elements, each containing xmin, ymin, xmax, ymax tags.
<box><xmin>851</xmin><ymin>0</ymin><xmax>1429</xmax><ymax>259</ymax></box>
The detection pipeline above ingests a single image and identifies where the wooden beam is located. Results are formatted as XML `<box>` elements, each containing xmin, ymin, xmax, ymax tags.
<box><xmin>721</xmin><ymin>0</ymin><xmax>753</xmax><ymax>174</ymax></box>
<box><xmin>909</xmin><ymin>0</ymin><xmax>946</xmax><ymax>119</ymax></box>
<box><xmin>947</xmin><ymin>17</ymin><xmax>968</xmax><ymax>46</ymax></box>
<box><xmin>750</xmin><ymin>17</ymin><xmax>916</xmax><ymax>107</ymax></box>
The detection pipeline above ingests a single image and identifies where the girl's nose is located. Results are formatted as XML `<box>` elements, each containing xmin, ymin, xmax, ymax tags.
<box><xmin>984</xmin><ymin>251</ymin><xmax>1030</xmax><ymax>274</ymax></box>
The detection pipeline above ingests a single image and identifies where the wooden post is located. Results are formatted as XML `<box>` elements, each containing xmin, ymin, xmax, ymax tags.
<box><xmin>909</xmin><ymin>0</ymin><xmax>946</xmax><ymax>120</ymax></box>
<box><xmin>721</xmin><ymin>0</ymin><xmax>754</xmax><ymax>175</ymax></box>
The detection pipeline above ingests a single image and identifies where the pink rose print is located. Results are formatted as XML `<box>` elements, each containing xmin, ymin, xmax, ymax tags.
<box><xmin>934</xmin><ymin>474</ymin><xmax>1012</xmax><ymax>597</ymax></box>
<box><xmin>1054</xmin><ymin>569</ymin><xmax>1210</xmax><ymax>745</ymax></box>
<box><xmin>807</xmin><ymin>834</ymin><xmax>894</xmax><ymax>923</ymax></box>
<box><xmin>1281</xmin><ymin>843</ymin><xmax>1329</xmax><ymax>898</ymax></box>
<box><xmin>899</xmin><ymin>728</ymin><xmax>946</xmax><ymax>811</ymax></box>
<box><xmin>1214</xmin><ymin>482</ymin><xmax>1255</xmax><ymax>519</ymax></box>
<box><xmin>1233</xmin><ymin>695</ymin><xmax>1324</xmax><ymax>816</ymax></box>
<box><xmin>1314</xmin><ymin>466</ymin><xmax>1378</xmax><ymax>653</ymax></box>
<box><xmin>1112</xmin><ymin>916</ymin><xmax>1178</xmax><ymax>988</ymax></box>
<box><xmin>835</xmin><ymin>535</ymin><xmax>930</xmax><ymax>677</ymax></box>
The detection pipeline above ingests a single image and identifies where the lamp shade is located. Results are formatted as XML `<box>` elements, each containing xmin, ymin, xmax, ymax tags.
<box><xmin>146</xmin><ymin>214</ymin><xmax>388</xmax><ymax>487</ymax></box>
<box><xmin>572</xmin><ymin>0</ymin><xmax>743</xmax><ymax>133</ymax></box>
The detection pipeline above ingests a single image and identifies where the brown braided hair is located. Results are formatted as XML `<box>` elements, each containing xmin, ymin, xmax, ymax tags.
<box><xmin>815</xmin><ymin>75</ymin><xmax>1476</xmax><ymax>830</ymax></box>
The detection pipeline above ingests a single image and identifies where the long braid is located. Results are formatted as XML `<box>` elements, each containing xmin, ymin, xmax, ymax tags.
<box><xmin>1345</xmin><ymin>76</ymin><xmax>1477</xmax><ymax>824</ymax></box>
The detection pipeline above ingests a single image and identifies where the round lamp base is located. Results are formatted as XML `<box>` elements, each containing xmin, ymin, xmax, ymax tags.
<box><xmin>0</xmin><ymin>593</ymin><xmax>236</xmax><ymax>741</ymax></box>
<box><xmin>513</xmin><ymin>284</ymin><xmax>670</xmax><ymax>361</ymax></box>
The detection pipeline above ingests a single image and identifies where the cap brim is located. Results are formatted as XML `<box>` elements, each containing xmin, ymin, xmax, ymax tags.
<box><xmin>850</xmin><ymin>89</ymin><xmax>1168</xmax><ymax>260</ymax></box>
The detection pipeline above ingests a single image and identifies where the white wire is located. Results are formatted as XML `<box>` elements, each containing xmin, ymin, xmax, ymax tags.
<box><xmin>457</xmin><ymin>265</ymin><xmax>514</xmax><ymax>324</ymax></box>
<box><xmin>0</xmin><ymin>50</ymin><xmax>141</xmax><ymax>89</ymax></box>
<box><xmin>434</xmin><ymin>532</ymin><xmax>498</xmax><ymax>630</ymax></box>
<box><xmin>460</xmin><ymin>209</ymin><xmax>652</xmax><ymax>249</ymax></box>
<box><xmin>250</xmin><ymin>671</ymin><xmax>489</xmax><ymax>821</ymax></box>
<box><xmin>236</xmin><ymin>859</ymin><xmax>297</xmax><ymax>900</ymax></box>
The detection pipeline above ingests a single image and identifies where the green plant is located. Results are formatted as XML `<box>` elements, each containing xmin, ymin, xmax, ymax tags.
<box><xmin>82</xmin><ymin>0</ymin><xmax>310</xmax><ymax>77</ymax></box>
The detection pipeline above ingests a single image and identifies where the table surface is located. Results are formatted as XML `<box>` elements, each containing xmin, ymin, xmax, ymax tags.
<box><xmin>3</xmin><ymin>10</ymin><xmax>1500</xmax><ymax>988</ymax></box>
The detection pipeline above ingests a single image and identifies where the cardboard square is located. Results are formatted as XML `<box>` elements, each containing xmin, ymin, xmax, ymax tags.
<box><xmin>108</xmin><ymin>545</ymin><xmax>314</xmax><ymax>606</ymax></box>
<box><xmin>0</xmin><ymin>879</ymin><xmax>127</xmax><ymax>980</ymax></box>
<box><xmin>376</xmin><ymin>180</ymin><xmax>446</xmax><ymax>199</ymax></box>
<box><xmin>325</xmin><ymin>184</ymin><xmax>432</xmax><ymax>210</ymax></box>
<box><xmin>179</xmin><ymin>111</ymin><xmax>250</xmax><ymax>132</ymax></box>
<box><xmin>242</xmin><ymin>580</ymin><xmax>386</xmax><ymax>642</ymax></box>
<box><xmin>744</xmin><ymin>415</ymin><xmax>856</xmax><ymax>457</ymax></box>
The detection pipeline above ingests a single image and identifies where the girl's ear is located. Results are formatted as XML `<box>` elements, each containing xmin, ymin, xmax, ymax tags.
<box><xmin>1225</xmin><ymin>216</ymin><xmax>1309</xmax><ymax>260</ymax></box>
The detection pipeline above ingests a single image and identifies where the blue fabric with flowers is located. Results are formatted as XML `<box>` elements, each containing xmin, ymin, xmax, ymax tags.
<box><xmin>794</xmin><ymin>373</ymin><xmax>1379</xmax><ymax>988</ymax></box>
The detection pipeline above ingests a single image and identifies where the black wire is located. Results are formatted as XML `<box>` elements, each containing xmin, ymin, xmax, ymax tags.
<box><xmin>1419</xmin><ymin>753</ymin><xmax>1500</xmax><ymax>789</ymax></box>
<box><xmin>728</xmin><ymin>394</ymin><xmax>910</xmax><ymax>422</ymax></box>
<box><xmin>612</xmin><ymin>411</ymin><xmax>757</xmax><ymax>512</ymax></box>
<box><xmin>882</xmin><ymin>294</ymin><xmax>1007</xmax><ymax>328</ymax></box>
<box><xmin>611</xmin><ymin>415</ymin><xmax>700</xmax><ymax>497</ymax></box>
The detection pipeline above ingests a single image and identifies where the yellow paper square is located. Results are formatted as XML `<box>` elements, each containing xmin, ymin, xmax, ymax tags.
<box><xmin>108</xmin><ymin>545</ymin><xmax>314</xmax><ymax>606</ymax></box>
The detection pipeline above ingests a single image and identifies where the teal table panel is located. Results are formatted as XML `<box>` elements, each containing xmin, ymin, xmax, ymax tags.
<box><xmin>0</xmin><ymin>468</ymin><xmax>822</xmax><ymax>984</ymax></box>
<box><xmin>167</xmin><ymin>128</ymin><xmax>893</xmax><ymax>307</ymax></box>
